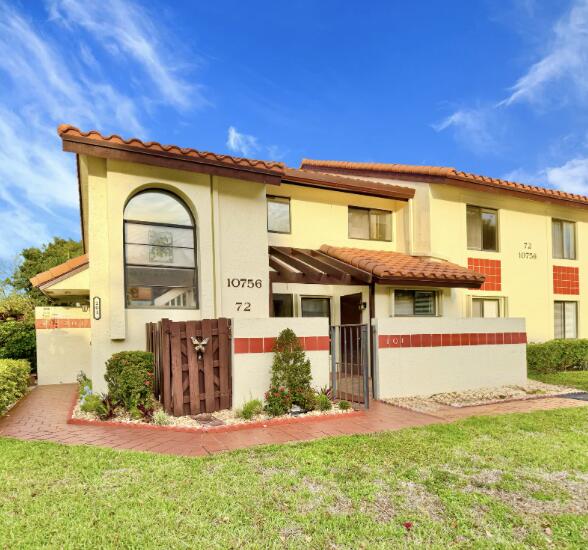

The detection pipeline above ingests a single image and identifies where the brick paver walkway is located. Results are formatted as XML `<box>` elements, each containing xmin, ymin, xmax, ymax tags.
<box><xmin>1</xmin><ymin>384</ymin><xmax>586</xmax><ymax>457</ymax></box>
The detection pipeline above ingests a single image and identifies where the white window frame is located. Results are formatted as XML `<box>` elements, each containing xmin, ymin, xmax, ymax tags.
<box><xmin>467</xmin><ymin>295</ymin><xmax>508</xmax><ymax>318</ymax></box>
<box><xmin>267</xmin><ymin>195</ymin><xmax>291</xmax><ymax>234</ymax></box>
<box><xmin>466</xmin><ymin>204</ymin><xmax>499</xmax><ymax>252</ymax></box>
<box><xmin>390</xmin><ymin>288</ymin><xmax>441</xmax><ymax>317</ymax></box>
<box><xmin>554</xmin><ymin>300</ymin><xmax>578</xmax><ymax>339</ymax></box>
<box><xmin>348</xmin><ymin>206</ymin><xmax>393</xmax><ymax>242</ymax></box>
<box><xmin>552</xmin><ymin>218</ymin><xmax>577</xmax><ymax>260</ymax></box>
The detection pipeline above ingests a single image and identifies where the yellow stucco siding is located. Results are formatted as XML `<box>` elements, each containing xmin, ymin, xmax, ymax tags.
<box><xmin>266</xmin><ymin>183</ymin><xmax>409</xmax><ymax>251</ymax></box>
<box><xmin>428</xmin><ymin>184</ymin><xmax>588</xmax><ymax>341</ymax></box>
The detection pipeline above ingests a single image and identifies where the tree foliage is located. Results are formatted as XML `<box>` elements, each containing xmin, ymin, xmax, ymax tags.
<box><xmin>6</xmin><ymin>237</ymin><xmax>83</xmax><ymax>304</ymax></box>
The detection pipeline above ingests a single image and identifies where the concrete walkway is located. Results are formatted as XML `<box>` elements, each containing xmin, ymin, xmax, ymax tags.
<box><xmin>1</xmin><ymin>384</ymin><xmax>586</xmax><ymax>457</ymax></box>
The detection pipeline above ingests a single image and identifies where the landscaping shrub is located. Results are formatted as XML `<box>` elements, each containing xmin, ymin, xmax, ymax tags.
<box><xmin>527</xmin><ymin>339</ymin><xmax>588</xmax><ymax>374</ymax></box>
<box><xmin>264</xmin><ymin>386</ymin><xmax>292</xmax><ymax>417</ymax></box>
<box><xmin>338</xmin><ymin>400</ymin><xmax>351</xmax><ymax>411</ymax></box>
<box><xmin>152</xmin><ymin>409</ymin><xmax>172</xmax><ymax>426</ymax></box>
<box><xmin>0</xmin><ymin>359</ymin><xmax>30</xmax><ymax>414</ymax></box>
<box><xmin>237</xmin><ymin>399</ymin><xmax>263</xmax><ymax>420</ymax></box>
<box><xmin>296</xmin><ymin>388</ymin><xmax>317</xmax><ymax>412</ymax></box>
<box><xmin>270</xmin><ymin>328</ymin><xmax>312</xmax><ymax>408</ymax></box>
<box><xmin>104</xmin><ymin>351</ymin><xmax>155</xmax><ymax>412</ymax></box>
<box><xmin>80</xmin><ymin>393</ymin><xmax>107</xmax><ymax>417</ymax></box>
<box><xmin>317</xmin><ymin>393</ymin><xmax>332</xmax><ymax>411</ymax></box>
<box><xmin>77</xmin><ymin>371</ymin><xmax>92</xmax><ymax>397</ymax></box>
<box><xmin>0</xmin><ymin>321</ymin><xmax>36</xmax><ymax>370</ymax></box>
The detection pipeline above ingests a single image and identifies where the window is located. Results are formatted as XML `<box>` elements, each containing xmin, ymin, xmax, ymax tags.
<box><xmin>124</xmin><ymin>190</ymin><xmax>197</xmax><ymax>309</ymax></box>
<box><xmin>348</xmin><ymin>207</ymin><xmax>392</xmax><ymax>241</ymax></box>
<box><xmin>467</xmin><ymin>205</ymin><xmax>498</xmax><ymax>251</ymax></box>
<box><xmin>267</xmin><ymin>196</ymin><xmax>291</xmax><ymax>233</ymax></box>
<box><xmin>554</xmin><ymin>301</ymin><xmax>578</xmax><ymax>339</ymax></box>
<box><xmin>552</xmin><ymin>219</ymin><xmax>576</xmax><ymax>259</ymax></box>
<box><xmin>301</xmin><ymin>297</ymin><xmax>331</xmax><ymax>324</ymax></box>
<box><xmin>272</xmin><ymin>294</ymin><xmax>293</xmax><ymax>317</ymax></box>
<box><xmin>394</xmin><ymin>290</ymin><xmax>436</xmax><ymax>316</ymax></box>
<box><xmin>472</xmin><ymin>298</ymin><xmax>501</xmax><ymax>318</ymax></box>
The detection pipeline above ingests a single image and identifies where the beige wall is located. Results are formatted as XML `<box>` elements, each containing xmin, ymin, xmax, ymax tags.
<box><xmin>232</xmin><ymin>317</ymin><xmax>329</xmax><ymax>406</ymax></box>
<box><xmin>375</xmin><ymin>317</ymin><xmax>527</xmax><ymax>397</ymax></box>
<box><xmin>266</xmin><ymin>183</ymin><xmax>409</xmax><ymax>252</ymax></box>
<box><xmin>83</xmin><ymin>157</ymin><xmax>269</xmax><ymax>392</ymax></box>
<box><xmin>427</xmin><ymin>185</ymin><xmax>588</xmax><ymax>341</ymax></box>
<box><xmin>35</xmin><ymin>307</ymin><xmax>90</xmax><ymax>385</ymax></box>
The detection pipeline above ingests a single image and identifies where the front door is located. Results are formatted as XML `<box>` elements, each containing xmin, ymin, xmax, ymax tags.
<box><xmin>340</xmin><ymin>293</ymin><xmax>363</xmax><ymax>325</ymax></box>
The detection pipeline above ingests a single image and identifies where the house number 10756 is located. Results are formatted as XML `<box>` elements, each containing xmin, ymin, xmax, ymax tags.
<box><xmin>227</xmin><ymin>278</ymin><xmax>262</xmax><ymax>288</ymax></box>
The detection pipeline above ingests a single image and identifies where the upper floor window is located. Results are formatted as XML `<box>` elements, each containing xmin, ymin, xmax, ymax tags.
<box><xmin>348</xmin><ymin>207</ymin><xmax>392</xmax><ymax>241</ymax></box>
<box><xmin>123</xmin><ymin>190</ymin><xmax>197</xmax><ymax>309</ymax></box>
<box><xmin>552</xmin><ymin>219</ymin><xmax>576</xmax><ymax>259</ymax></box>
<box><xmin>267</xmin><ymin>196</ymin><xmax>291</xmax><ymax>233</ymax></box>
<box><xmin>394</xmin><ymin>290</ymin><xmax>437</xmax><ymax>316</ymax></box>
<box><xmin>467</xmin><ymin>205</ymin><xmax>498</xmax><ymax>251</ymax></box>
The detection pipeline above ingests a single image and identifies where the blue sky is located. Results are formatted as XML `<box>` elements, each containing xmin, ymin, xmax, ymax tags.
<box><xmin>1</xmin><ymin>0</ymin><xmax>588</xmax><ymax>266</ymax></box>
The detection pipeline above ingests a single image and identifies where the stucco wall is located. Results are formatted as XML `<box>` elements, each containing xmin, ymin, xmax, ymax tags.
<box><xmin>35</xmin><ymin>307</ymin><xmax>91</xmax><ymax>385</ymax></box>
<box><xmin>266</xmin><ymin>183</ymin><xmax>409</xmax><ymax>252</ymax></box>
<box><xmin>83</xmin><ymin>157</ymin><xmax>270</xmax><ymax>392</ymax></box>
<box><xmin>232</xmin><ymin>317</ymin><xmax>330</xmax><ymax>407</ymax></box>
<box><xmin>374</xmin><ymin>317</ymin><xmax>527</xmax><ymax>398</ymax></box>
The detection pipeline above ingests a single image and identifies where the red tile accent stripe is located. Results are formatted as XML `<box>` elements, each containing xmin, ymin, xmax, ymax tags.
<box><xmin>468</xmin><ymin>258</ymin><xmax>501</xmax><ymax>291</ymax></box>
<box><xmin>35</xmin><ymin>319</ymin><xmax>90</xmax><ymax>329</ymax></box>
<box><xmin>234</xmin><ymin>336</ymin><xmax>330</xmax><ymax>354</ymax></box>
<box><xmin>553</xmin><ymin>265</ymin><xmax>579</xmax><ymax>295</ymax></box>
<box><xmin>378</xmin><ymin>332</ymin><xmax>527</xmax><ymax>348</ymax></box>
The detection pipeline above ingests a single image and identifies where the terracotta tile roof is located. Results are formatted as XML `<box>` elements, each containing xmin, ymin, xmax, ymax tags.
<box><xmin>301</xmin><ymin>159</ymin><xmax>588</xmax><ymax>207</ymax></box>
<box><xmin>30</xmin><ymin>254</ymin><xmax>89</xmax><ymax>288</ymax></box>
<box><xmin>282</xmin><ymin>167</ymin><xmax>414</xmax><ymax>200</ymax></box>
<box><xmin>58</xmin><ymin>124</ymin><xmax>285</xmax><ymax>174</ymax></box>
<box><xmin>319</xmin><ymin>245</ymin><xmax>485</xmax><ymax>287</ymax></box>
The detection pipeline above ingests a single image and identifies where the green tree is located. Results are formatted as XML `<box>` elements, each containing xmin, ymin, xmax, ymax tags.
<box><xmin>6</xmin><ymin>238</ymin><xmax>83</xmax><ymax>304</ymax></box>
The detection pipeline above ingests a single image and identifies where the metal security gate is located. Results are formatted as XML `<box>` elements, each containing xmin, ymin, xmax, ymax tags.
<box><xmin>330</xmin><ymin>324</ymin><xmax>370</xmax><ymax>408</ymax></box>
<box><xmin>146</xmin><ymin>318</ymin><xmax>232</xmax><ymax>416</ymax></box>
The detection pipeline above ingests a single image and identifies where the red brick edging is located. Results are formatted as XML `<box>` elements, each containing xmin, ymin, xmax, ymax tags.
<box><xmin>67</xmin><ymin>394</ymin><xmax>364</xmax><ymax>434</ymax></box>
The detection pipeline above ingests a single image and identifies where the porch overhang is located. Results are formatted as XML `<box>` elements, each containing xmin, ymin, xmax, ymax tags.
<box><xmin>269</xmin><ymin>246</ymin><xmax>486</xmax><ymax>289</ymax></box>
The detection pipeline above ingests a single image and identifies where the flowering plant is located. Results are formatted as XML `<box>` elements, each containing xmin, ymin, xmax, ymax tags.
<box><xmin>264</xmin><ymin>385</ymin><xmax>292</xmax><ymax>416</ymax></box>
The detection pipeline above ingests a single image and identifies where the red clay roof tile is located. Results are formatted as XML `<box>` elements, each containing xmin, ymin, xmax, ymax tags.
<box><xmin>58</xmin><ymin>124</ymin><xmax>285</xmax><ymax>173</ymax></box>
<box><xmin>301</xmin><ymin>159</ymin><xmax>588</xmax><ymax>207</ymax></box>
<box><xmin>30</xmin><ymin>254</ymin><xmax>89</xmax><ymax>288</ymax></box>
<box><xmin>319</xmin><ymin>245</ymin><xmax>485</xmax><ymax>287</ymax></box>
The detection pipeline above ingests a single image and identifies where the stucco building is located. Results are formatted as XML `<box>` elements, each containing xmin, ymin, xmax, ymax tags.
<box><xmin>32</xmin><ymin>124</ymin><xmax>586</xmax><ymax>404</ymax></box>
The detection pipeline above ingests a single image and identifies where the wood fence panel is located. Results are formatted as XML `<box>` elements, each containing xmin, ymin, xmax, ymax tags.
<box><xmin>201</xmin><ymin>319</ymin><xmax>215</xmax><ymax>412</ymax></box>
<box><xmin>217</xmin><ymin>318</ymin><xmax>231</xmax><ymax>409</ymax></box>
<box><xmin>185</xmin><ymin>321</ymin><xmax>200</xmax><ymax>415</ymax></box>
<box><xmin>146</xmin><ymin>318</ymin><xmax>232</xmax><ymax>416</ymax></box>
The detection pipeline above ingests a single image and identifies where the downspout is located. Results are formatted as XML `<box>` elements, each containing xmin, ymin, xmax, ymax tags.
<box><xmin>369</xmin><ymin>281</ymin><xmax>377</xmax><ymax>401</ymax></box>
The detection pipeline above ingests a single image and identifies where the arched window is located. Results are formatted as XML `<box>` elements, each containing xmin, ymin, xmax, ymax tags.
<box><xmin>124</xmin><ymin>190</ymin><xmax>197</xmax><ymax>308</ymax></box>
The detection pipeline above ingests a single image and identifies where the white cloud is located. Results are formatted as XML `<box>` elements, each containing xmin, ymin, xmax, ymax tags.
<box><xmin>501</xmin><ymin>0</ymin><xmax>588</xmax><ymax>107</ymax></box>
<box><xmin>47</xmin><ymin>0</ymin><xmax>205</xmax><ymax>110</ymax></box>
<box><xmin>432</xmin><ymin>108</ymin><xmax>498</xmax><ymax>154</ymax></box>
<box><xmin>545</xmin><ymin>157</ymin><xmax>588</xmax><ymax>194</ymax></box>
<box><xmin>0</xmin><ymin>1</ymin><xmax>203</xmax><ymax>259</ymax></box>
<box><xmin>227</xmin><ymin>126</ymin><xmax>260</xmax><ymax>157</ymax></box>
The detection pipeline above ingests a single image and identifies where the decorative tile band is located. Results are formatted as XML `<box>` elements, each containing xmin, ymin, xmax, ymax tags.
<box><xmin>553</xmin><ymin>265</ymin><xmax>579</xmax><ymax>295</ymax></box>
<box><xmin>378</xmin><ymin>332</ymin><xmax>527</xmax><ymax>348</ymax></box>
<box><xmin>234</xmin><ymin>336</ymin><xmax>330</xmax><ymax>354</ymax></box>
<box><xmin>468</xmin><ymin>258</ymin><xmax>501</xmax><ymax>291</ymax></box>
<box><xmin>35</xmin><ymin>319</ymin><xmax>91</xmax><ymax>329</ymax></box>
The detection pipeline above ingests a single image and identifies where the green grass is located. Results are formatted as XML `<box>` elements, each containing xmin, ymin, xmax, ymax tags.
<box><xmin>530</xmin><ymin>370</ymin><xmax>588</xmax><ymax>392</ymax></box>
<box><xmin>1</xmin><ymin>408</ymin><xmax>588</xmax><ymax>548</ymax></box>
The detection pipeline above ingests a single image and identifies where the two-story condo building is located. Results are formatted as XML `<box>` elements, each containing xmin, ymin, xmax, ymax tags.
<box><xmin>31</xmin><ymin>124</ymin><xmax>586</xmax><ymax>406</ymax></box>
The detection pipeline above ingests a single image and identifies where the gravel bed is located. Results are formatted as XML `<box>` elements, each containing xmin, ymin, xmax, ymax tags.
<box><xmin>73</xmin><ymin>400</ymin><xmax>353</xmax><ymax>428</ymax></box>
<box><xmin>383</xmin><ymin>379</ymin><xmax>578</xmax><ymax>412</ymax></box>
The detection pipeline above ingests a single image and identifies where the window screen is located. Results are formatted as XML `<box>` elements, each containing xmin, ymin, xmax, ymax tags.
<box><xmin>394</xmin><ymin>290</ymin><xmax>436</xmax><ymax>316</ymax></box>
<box><xmin>348</xmin><ymin>207</ymin><xmax>391</xmax><ymax>241</ymax></box>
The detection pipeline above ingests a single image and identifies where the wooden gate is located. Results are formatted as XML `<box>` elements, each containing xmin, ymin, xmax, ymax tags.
<box><xmin>146</xmin><ymin>318</ymin><xmax>232</xmax><ymax>416</ymax></box>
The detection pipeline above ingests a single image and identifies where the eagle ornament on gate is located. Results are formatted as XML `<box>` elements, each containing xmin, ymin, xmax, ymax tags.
<box><xmin>190</xmin><ymin>336</ymin><xmax>209</xmax><ymax>359</ymax></box>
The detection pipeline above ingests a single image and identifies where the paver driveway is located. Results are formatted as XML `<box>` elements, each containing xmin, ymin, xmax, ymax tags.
<box><xmin>1</xmin><ymin>384</ymin><xmax>586</xmax><ymax>457</ymax></box>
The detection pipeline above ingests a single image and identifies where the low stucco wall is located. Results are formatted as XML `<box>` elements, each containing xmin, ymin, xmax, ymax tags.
<box><xmin>35</xmin><ymin>307</ymin><xmax>91</xmax><ymax>385</ymax></box>
<box><xmin>232</xmin><ymin>317</ymin><xmax>330</xmax><ymax>407</ymax></box>
<box><xmin>374</xmin><ymin>317</ymin><xmax>527</xmax><ymax>398</ymax></box>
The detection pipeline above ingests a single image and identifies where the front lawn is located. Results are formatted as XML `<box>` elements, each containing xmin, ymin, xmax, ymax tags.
<box><xmin>529</xmin><ymin>370</ymin><xmax>588</xmax><ymax>393</ymax></box>
<box><xmin>1</xmin><ymin>408</ymin><xmax>588</xmax><ymax>548</ymax></box>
